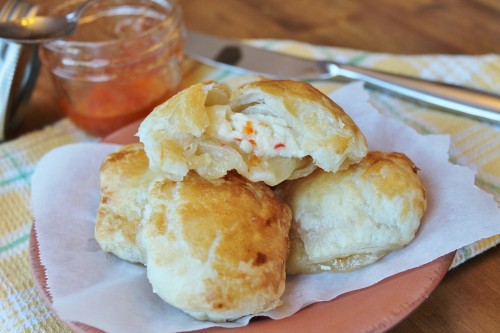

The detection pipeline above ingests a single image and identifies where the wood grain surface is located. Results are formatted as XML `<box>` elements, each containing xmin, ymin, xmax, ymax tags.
<box><xmin>180</xmin><ymin>0</ymin><xmax>500</xmax><ymax>54</ymax></box>
<box><xmin>3</xmin><ymin>0</ymin><xmax>499</xmax><ymax>332</ymax></box>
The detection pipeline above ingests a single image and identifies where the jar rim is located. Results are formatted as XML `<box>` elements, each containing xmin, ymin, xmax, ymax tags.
<box><xmin>41</xmin><ymin>0</ymin><xmax>183</xmax><ymax>51</ymax></box>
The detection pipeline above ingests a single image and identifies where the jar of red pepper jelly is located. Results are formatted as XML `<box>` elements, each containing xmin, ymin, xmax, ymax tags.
<box><xmin>39</xmin><ymin>0</ymin><xmax>184</xmax><ymax>136</ymax></box>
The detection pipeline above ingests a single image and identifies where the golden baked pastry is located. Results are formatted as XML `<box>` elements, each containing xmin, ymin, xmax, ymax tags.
<box><xmin>136</xmin><ymin>171</ymin><xmax>291</xmax><ymax>322</ymax></box>
<box><xmin>138</xmin><ymin>79</ymin><xmax>367</xmax><ymax>186</ymax></box>
<box><xmin>276</xmin><ymin>151</ymin><xmax>427</xmax><ymax>274</ymax></box>
<box><xmin>95</xmin><ymin>143</ymin><xmax>157</xmax><ymax>264</ymax></box>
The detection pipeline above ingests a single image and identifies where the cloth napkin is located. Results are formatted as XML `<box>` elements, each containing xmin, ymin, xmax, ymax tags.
<box><xmin>1</xmin><ymin>40</ymin><xmax>499</xmax><ymax>332</ymax></box>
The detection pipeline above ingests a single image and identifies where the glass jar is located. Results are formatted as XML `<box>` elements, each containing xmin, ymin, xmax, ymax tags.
<box><xmin>39</xmin><ymin>0</ymin><xmax>184</xmax><ymax>136</ymax></box>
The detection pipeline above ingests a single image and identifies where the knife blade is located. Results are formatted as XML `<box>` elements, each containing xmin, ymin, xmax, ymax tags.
<box><xmin>185</xmin><ymin>31</ymin><xmax>500</xmax><ymax>124</ymax></box>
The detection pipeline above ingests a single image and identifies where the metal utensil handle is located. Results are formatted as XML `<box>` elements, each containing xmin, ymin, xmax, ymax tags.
<box><xmin>335</xmin><ymin>63</ymin><xmax>500</xmax><ymax>124</ymax></box>
<box><xmin>66</xmin><ymin>0</ymin><xmax>94</xmax><ymax>21</ymax></box>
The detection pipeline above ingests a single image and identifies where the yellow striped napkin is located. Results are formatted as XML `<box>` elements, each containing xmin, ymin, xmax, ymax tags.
<box><xmin>0</xmin><ymin>40</ymin><xmax>498</xmax><ymax>332</ymax></box>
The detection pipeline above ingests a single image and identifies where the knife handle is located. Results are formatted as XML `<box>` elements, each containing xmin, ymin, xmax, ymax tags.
<box><xmin>332</xmin><ymin>62</ymin><xmax>500</xmax><ymax>124</ymax></box>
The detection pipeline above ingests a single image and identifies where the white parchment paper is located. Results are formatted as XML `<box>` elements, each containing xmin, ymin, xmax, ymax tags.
<box><xmin>32</xmin><ymin>82</ymin><xmax>500</xmax><ymax>333</ymax></box>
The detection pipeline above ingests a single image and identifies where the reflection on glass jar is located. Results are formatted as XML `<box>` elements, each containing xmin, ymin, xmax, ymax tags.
<box><xmin>40</xmin><ymin>0</ymin><xmax>184</xmax><ymax>136</ymax></box>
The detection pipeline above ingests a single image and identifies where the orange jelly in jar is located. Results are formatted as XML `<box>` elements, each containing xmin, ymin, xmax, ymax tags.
<box><xmin>40</xmin><ymin>0</ymin><xmax>184</xmax><ymax>136</ymax></box>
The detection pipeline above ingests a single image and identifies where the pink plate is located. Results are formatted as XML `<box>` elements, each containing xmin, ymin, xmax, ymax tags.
<box><xmin>30</xmin><ymin>119</ymin><xmax>455</xmax><ymax>333</ymax></box>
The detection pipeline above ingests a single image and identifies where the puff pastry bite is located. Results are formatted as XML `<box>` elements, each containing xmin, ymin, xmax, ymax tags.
<box><xmin>136</xmin><ymin>171</ymin><xmax>291</xmax><ymax>322</ymax></box>
<box><xmin>138</xmin><ymin>79</ymin><xmax>367</xmax><ymax>186</ymax></box>
<box><xmin>276</xmin><ymin>151</ymin><xmax>427</xmax><ymax>274</ymax></box>
<box><xmin>95</xmin><ymin>143</ymin><xmax>157</xmax><ymax>264</ymax></box>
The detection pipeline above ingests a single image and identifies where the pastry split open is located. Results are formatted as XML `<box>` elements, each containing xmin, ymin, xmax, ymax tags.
<box><xmin>138</xmin><ymin>79</ymin><xmax>368</xmax><ymax>186</ymax></box>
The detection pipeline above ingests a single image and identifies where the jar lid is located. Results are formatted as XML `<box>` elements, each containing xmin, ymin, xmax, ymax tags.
<box><xmin>0</xmin><ymin>2</ymin><xmax>41</xmax><ymax>141</ymax></box>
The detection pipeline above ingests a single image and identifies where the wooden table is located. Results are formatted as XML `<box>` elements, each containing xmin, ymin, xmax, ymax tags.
<box><xmin>6</xmin><ymin>0</ymin><xmax>500</xmax><ymax>332</ymax></box>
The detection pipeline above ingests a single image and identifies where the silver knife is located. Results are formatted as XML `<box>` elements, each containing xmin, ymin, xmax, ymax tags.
<box><xmin>185</xmin><ymin>31</ymin><xmax>500</xmax><ymax>124</ymax></box>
